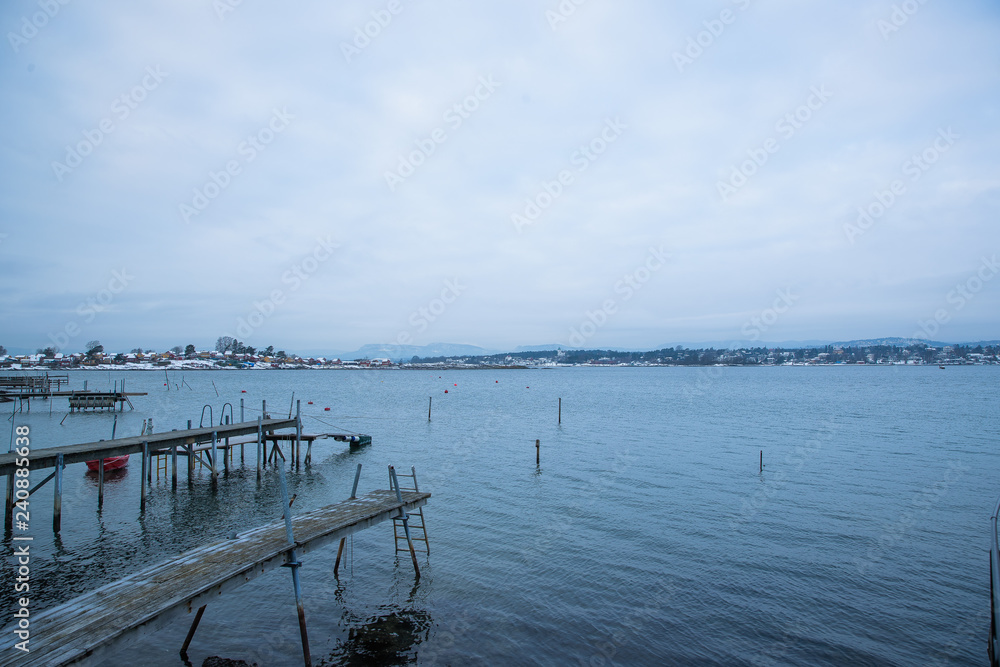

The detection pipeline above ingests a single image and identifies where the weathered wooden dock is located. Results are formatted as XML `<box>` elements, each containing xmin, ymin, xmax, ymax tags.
<box><xmin>1</xmin><ymin>419</ymin><xmax>298</xmax><ymax>532</ymax></box>
<box><xmin>2</xmin><ymin>486</ymin><xmax>431</xmax><ymax>666</ymax></box>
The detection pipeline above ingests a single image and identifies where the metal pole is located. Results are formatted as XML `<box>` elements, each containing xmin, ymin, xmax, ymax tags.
<box><xmin>53</xmin><ymin>454</ymin><xmax>63</xmax><ymax>532</ymax></box>
<box><xmin>240</xmin><ymin>398</ymin><xmax>244</xmax><ymax>423</ymax></box>
<box><xmin>428</xmin><ymin>396</ymin><xmax>432</xmax><ymax>421</ymax></box>
<box><xmin>172</xmin><ymin>445</ymin><xmax>177</xmax><ymax>489</ymax></box>
<box><xmin>295</xmin><ymin>400</ymin><xmax>301</xmax><ymax>468</ymax></box>
<box><xmin>277</xmin><ymin>446</ymin><xmax>311</xmax><ymax>666</ymax></box>
<box><xmin>536</xmin><ymin>439</ymin><xmax>540</xmax><ymax>465</ymax></box>
<box><xmin>98</xmin><ymin>460</ymin><xmax>104</xmax><ymax>508</ymax></box>
<box><xmin>389</xmin><ymin>465</ymin><xmax>420</xmax><ymax>578</ymax></box>
<box><xmin>558</xmin><ymin>397</ymin><xmax>561</xmax><ymax>424</ymax></box>
<box><xmin>4</xmin><ymin>473</ymin><xmax>13</xmax><ymax>532</ymax></box>
<box><xmin>140</xmin><ymin>442</ymin><xmax>148</xmax><ymax>511</ymax></box>
<box><xmin>351</xmin><ymin>463</ymin><xmax>362</xmax><ymax>499</ymax></box>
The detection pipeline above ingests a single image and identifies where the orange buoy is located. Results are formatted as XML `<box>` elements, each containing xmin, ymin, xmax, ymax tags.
<box><xmin>454</xmin><ymin>383</ymin><xmax>457</xmax><ymax>386</ymax></box>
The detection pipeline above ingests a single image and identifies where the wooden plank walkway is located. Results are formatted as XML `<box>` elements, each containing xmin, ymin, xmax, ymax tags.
<box><xmin>0</xmin><ymin>419</ymin><xmax>297</xmax><ymax>476</ymax></box>
<box><xmin>2</xmin><ymin>489</ymin><xmax>430</xmax><ymax>666</ymax></box>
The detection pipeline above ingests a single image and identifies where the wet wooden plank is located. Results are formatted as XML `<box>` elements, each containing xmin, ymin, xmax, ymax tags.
<box><xmin>3</xmin><ymin>489</ymin><xmax>429</xmax><ymax>666</ymax></box>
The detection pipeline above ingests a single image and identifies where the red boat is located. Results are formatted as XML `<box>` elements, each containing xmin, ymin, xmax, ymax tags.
<box><xmin>86</xmin><ymin>455</ymin><xmax>130</xmax><ymax>472</ymax></box>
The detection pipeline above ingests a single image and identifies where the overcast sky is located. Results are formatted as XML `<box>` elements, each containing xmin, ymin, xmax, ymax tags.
<box><xmin>1</xmin><ymin>0</ymin><xmax>998</xmax><ymax>354</ymax></box>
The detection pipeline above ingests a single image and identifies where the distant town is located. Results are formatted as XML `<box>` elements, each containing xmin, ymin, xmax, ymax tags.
<box><xmin>0</xmin><ymin>337</ymin><xmax>997</xmax><ymax>370</ymax></box>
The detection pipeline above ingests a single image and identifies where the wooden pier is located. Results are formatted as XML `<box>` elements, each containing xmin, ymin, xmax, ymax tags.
<box><xmin>1</xmin><ymin>486</ymin><xmax>431</xmax><ymax>666</ymax></box>
<box><xmin>1</xmin><ymin>419</ymin><xmax>298</xmax><ymax>532</ymax></box>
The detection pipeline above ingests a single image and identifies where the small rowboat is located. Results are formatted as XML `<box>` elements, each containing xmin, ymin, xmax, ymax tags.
<box><xmin>86</xmin><ymin>455</ymin><xmax>130</xmax><ymax>472</ymax></box>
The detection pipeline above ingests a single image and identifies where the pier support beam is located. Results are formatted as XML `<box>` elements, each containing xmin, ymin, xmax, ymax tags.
<box><xmin>180</xmin><ymin>604</ymin><xmax>207</xmax><ymax>657</ymax></box>
<box><xmin>211</xmin><ymin>431</ymin><xmax>219</xmax><ymax>485</ymax></box>
<box><xmin>4</xmin><ymin>473</ymin><xmax>13</xmax><ymax>533</ymax></box>
<box><xmin>53</xmin><ymin>454</ymin><xmax>63</xmax><ymax>532</ymax></box>
<box><xmin>140</xmin><ymin>442</ymin><xmax>148</xmax><ymax>511</ymax></box>
<box><xmin>98</xmin><ymin>460</ymin><xmax>105</xmax><ymax>508</ymax></box>
<box><xmin>172</xmin><ymin>445</ymin><xmax>177</xmax><ymax>489</ymax></box>
<box><xmin>256</xmin><ymin>417</ymin><xmax>262</xmax><ymax>481</ymax></box>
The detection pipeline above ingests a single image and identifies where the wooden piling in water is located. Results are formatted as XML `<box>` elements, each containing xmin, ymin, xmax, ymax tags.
<box><xmin>140</xmin><ymin>442</ymin><xmax>148</xmax><ymax>511</ymax></box>
<box><xmin>760</xmin><ymin>450</ymin><xmax>763</xmax><ymax>473</ymax></box>
<box><xmin>256</xmin><ymin>416</ymin><xmax>263</xmax><ymax>480</ymax></box>
<box><xmin>53</xmin><ymin>454</ymin><xmax>63</xmax><ymax>532</ymax></box>
<box><xmin>171</xmin><ymin>445</ymin><xmax>177</xmax><ymax>489</ymax></box>
<box><xmin>98</xmin><ymin>460</ymin><xmax>104</xmax><ymax>508</ymax></box>
<box><xmin>558</xmin><ymin>398</ymin><xmax>561</xmax><ymax>424</ymax></box>
<box><xmin>536</xmin><ymin>439</ymin><xmax>540</xmax><ymax>465</ymax></box>
<box><xmin>211</xmin><ymin>431</ymin><xmax>219</xmax><ymax>484</ymax></box>
<box><xmin>428</xmin><ymin>397</ymin><xmax>432</xmax><ymax>421</ymax></box>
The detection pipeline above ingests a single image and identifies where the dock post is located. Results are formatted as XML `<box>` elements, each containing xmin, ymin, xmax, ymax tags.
<box><xmin>98</xmin><ymin>460</ymin><xmax>104</xmax><ymax>508</ymax></box>
<box><xmin>4</xmin><ymin>473</ymin><xmax>13</xmax><ymax>533</ymax></box>
<box><xmin>760</xmin><ymin>450</ymin><xmax>763</xmax><ymax>473</ymax></box>
<box><xmin>428</xmin><ymin>396</ymin><xmax>432</xmax><ymax>421</ymax></box>
<box><xmin>536</xmin><ymin>439</ymin><xmax>540</xmax><ymax>465</ymax></box>
<box><xmin>240</xmin><ymin>399</ymin><xmax>246</xmax><ymax>463</ymax></box>
<box><xmin>276</xmin><ymin>445</ymin><xmax>312</xmax><ymax>666</ymax></box>
<box><xmin>140</xmin><ymin>442</ymin><xmax>148</xmax><ymax>511</ymax></box>
<box><xmin>295</xmin><ymin>400</ymin><xmax>301</xmax><ymax>468</ymax></box>
<box><xmin>256</xmin><ymin>417</ymin><xmax>262</xmax><ymax>481</ymax></box>
<box><xmin>211</xmin><ymin>431</ymin><xmax>219</xmax><ymax>484</ymax></box>
<box><xmin>180</xmin><ymin>604</ymin><xmax>207</xmax><ymax>656</ymax></box>
<box><xmin>389</xmin><ymin>465</ymin><xmax>420</xmax><ymax>578</ymax></box>
<box><xmin>53</xmin><ymin>454</ymin><xmax>63</xmax><ymax>533</ymax></box>
<box><xmin>558</xmin><ymin>398</ymin><xmax>561</xmax><ymax>424</ymax></box>
<box><xmin>223</xmin><ymin>417</ymin><xmax>230</xmax><ymax>474</ymax></box>
<box><xmin>172</xmin><ymin>445</ymin><xmax>177</xmax><ymax>489</ymax></box>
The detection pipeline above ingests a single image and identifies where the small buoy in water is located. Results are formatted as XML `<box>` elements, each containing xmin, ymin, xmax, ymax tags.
<box><xmin>163</xmin><ymin>383</ymin><xmax>167</xmax><ymax>386</ymax></box>
<box><xmin>307</xmin><ymin>401</ymin><xmax>313</xmax><ymax>405</ymax></box>
<box><xmin>496</xmin><ymin>380</ymin><xmax>499</xmax><ymax>383</ymax></box>
<box><xmin>454</xmin><ymin>383</ymin><xmax>457</xmax><ymax>386</ymax></box>
<box><xmin>444</xmin><ymin>390</ymin><xmax>449</xmax><ymax>393</ymax></box>
<box><xmin>241</xmin><ymin>390</ymin><xmax>247</xmax><ymax>393</ymax></box>
<box><xmin>526</xmin><ymin>386</ymin><xmax>530</xmax><ymax>389</ymax></box>
<box><xmin>324</xmin><ymin>407</ymin><xmax>331</xmax><ymax>411</ymax></box>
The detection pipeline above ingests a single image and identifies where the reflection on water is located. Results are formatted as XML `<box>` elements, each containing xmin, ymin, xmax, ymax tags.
<box><xmin>322</xmin><ymin>607</ymin><xmax>432</xmax><ymax>666</ymax></box>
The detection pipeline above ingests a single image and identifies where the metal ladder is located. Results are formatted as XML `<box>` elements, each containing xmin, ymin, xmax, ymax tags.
<box><xmin>390</xmin><ymin>466</ymin><xmax>430</xmax><ymax>555</ymax></box>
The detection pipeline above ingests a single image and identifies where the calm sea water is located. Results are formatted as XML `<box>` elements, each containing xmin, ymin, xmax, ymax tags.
<box><xmin>2</xmin><ymin>366</ymin><xmax>996</xmax><ymax>666</ymax></box>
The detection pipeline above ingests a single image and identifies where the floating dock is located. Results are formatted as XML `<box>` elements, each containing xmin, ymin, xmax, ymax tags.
<box><xmin>1</xmin><ymin>486</ymin><xmax>430</xmax><ymax>666</ymax></box>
